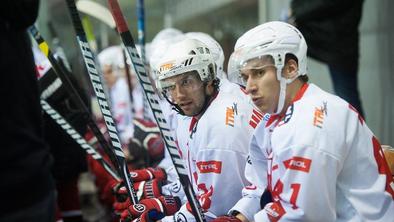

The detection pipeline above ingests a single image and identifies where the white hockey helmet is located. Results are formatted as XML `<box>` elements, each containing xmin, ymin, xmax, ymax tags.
<box><xmin>98</xmin><ymin>45</ymin><xmax>122</xmax><ymax>68</ymax></box>
<box><xmin>228</xmin><ymin>21</ymin><xmax>307</xmax><ymax>114</ymax></box>
<box><xmin>155</xmin><ymin>38</ymin><xmax>216</xmax><ymax>93</ymax></box>
<box><xmin>149</xmin><ymin>28</ymin><xmax>185</xmax><ymax>69</ymax></box>
<box><xmin>185</xmin><ymin>32</ymin><xmax>225</xmax><ymax>78</ymax></box>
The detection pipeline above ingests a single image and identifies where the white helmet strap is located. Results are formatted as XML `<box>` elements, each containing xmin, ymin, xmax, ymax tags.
<box><xmin>274</xmin><ymin>53</ymin><xmax>301</xmax><ymax>115</ymax></box>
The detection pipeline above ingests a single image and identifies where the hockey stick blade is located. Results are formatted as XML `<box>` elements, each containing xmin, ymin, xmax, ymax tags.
<box><xmin>65</xmin><ymin>0</ymin><xmax>138</xmax><ymax>204</ymax></box>
<box><xmin>76</xmin><ymin>0</ymin><xmax>116</xmax><ymax>29</ymax></box>
<box><xmin>107</xmin><ymin>0</ymin><xmax>206</xmax><ymax>221</ymax></box>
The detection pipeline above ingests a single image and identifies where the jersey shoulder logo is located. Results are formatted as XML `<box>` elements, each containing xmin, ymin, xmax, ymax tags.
<box><xmin>225</xmin><ymin>103</ymin><xmax>238</xmax><ymax>127</ymax></box>
<box><xmin>313</xmin><ymin>101</ymin><xmax>327</xmax><ymax>128</ymax></box>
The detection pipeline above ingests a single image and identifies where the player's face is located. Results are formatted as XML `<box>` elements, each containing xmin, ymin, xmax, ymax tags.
<box><xmin>161</xmin><ymin>71</ymin><xmax>206</xmax><ymax>116</ymax></box>
<box><xmin>103</xmin><ymin>64</ymin><xmax>117</xmax><ymax>88</ymax></box>
<box><xmin>241</xmin><ymin>57</ymin><xmax>279</xmax><ymax>113</ymax></box>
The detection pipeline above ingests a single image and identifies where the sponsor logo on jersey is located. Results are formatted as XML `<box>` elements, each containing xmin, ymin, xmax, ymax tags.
<box><xmin>249</xmin><ymin>109</ymin><xmax>264</xmax><ymax>128</ymax></box>
<box><xmin>264</xmin><ymin>202</ymin><xmax>286</xmax><ymax>222</ymax></box>
<box><xmin>283</xmin><ymin>157</ymin><xmax>312</xmax><ymax>173</ymax></box>
<box><xmin>313</xmin><ymin>101</ymin><xmax>327</xmax><ymax>128</ymax></box>
<box><xmin>225</xmin><ymin>103</ymin><xmax>238</xmax><ymax>127</ymax></box>
<box><xmin>196</xmin><ymin>160</ymin><xmax>222</xmax><ymax>174</ymax></box>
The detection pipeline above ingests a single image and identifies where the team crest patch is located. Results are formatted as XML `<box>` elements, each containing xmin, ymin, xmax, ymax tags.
<box><xmin>225</xmin><ymin>103</ymin><xmax>238</xmax><ymax>127</ymax></box>
<box><xmin>278</xmin><ymin>104</ymin><xmax>294</xmax><ymax>127</ymax></box>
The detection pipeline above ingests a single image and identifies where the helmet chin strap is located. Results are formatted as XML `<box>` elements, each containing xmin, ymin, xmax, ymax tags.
<box><xmin>274</xmin><ymin>67</ymin><xmax>299</xmax><ymax>115</ymax></box>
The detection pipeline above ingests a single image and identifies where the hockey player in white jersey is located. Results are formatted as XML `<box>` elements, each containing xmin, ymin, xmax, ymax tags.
<box><xmin>98</xmin><ymin>46</ymin><xmax>134</xmax><ymax>144</ymax></box>
<box><xmin>157</xmin><ymin>38</ymin><xmax>259</xmax><ymax>222</ymax></box>
<box><xmin>117</xmin><ymin>37</ymin><xmax>262</xmax><ymax>222</ymax></box>
<box><xmin>213</xmin><ymin>21</ymin><xmax>394</xmax><ymax>222</ymax></box>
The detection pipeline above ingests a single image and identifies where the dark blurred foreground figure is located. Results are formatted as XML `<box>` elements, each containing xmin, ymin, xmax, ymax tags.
<box><xmin>0</xmin><ymin>0</ymin><xmax>56</xmax><ymax>221</ymax></box>
<box><xmin>290</xmin><ymin>0</ymin><xmax>365</xmax><ymax>117</ymax></box>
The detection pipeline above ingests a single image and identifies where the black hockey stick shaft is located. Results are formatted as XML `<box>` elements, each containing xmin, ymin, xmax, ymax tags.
<box><xmin>41</xmin><ymin>99</ymin><xmax>120</xmax><ymax>181</ymax></box>
<box><xmin>65</xmin><ymin>0</ymin><xmax>138</xmax><ymax>204</ymax></box>
<box><xmin>122</xmin><ymin>48</ymin><xmax>134</xmax><ymax>106</ymax></box>
<box><xmin>136</xmin><ymin>0</ymin><xmax>146</xmax><ymax>64</ymax></box>
<box><xmin>107</xmin><ymin>0</ymin><xmax>206</xmax><ymax>221</ymax></box>
<box><xmin>136</xmin><ymin>0</ymin><xmax>151</xmax><ymax>120</ymax></box>
<box><xmin>28</xmin><ymin>25</ymin><xmax>120</xmax><ymax>178</ymax></box>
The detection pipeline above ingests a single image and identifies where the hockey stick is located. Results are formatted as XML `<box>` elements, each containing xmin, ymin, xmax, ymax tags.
<box><xmin>29</xmin><ymin>25</ymin><xmax>120</xmax><ymax>178</ymax></box>
<box><xmin>76</xmin><ymin>0</ymin><xmax>116</xmax><ymax>29</ymax></box>
<box><xmin>41</xmin><ymin>99</ymin><xmax>121</xmax><ymax>181</ymax></box>
<box><xmin>136</xmin><ymin>0</ymin><xmax>146</xmax><ymax>64</ymax></box>
<box><xmin>136</xmin><ymin>0</ymin><xmax>151</xmax><ymax>121</ymax></box>
<box><xmin>76</xmin><ymin>0</ymin><xmax>136</xmax><ymax>117</ymax></box>
<box><xmin>107</xmin><ymin>0</ymin><xmax>206</xmax><ymax>221</ymax></box>
<box><xmin>65</xmin><ymin>0</ymin><xmax>138</xmax><ymax>204</ymax></box>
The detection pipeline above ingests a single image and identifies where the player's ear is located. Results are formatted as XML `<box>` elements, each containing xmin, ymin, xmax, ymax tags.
<box><xmin>283</xmin><ymin>58</ymin><xmax>298</xmax><ymax>79</ymax></box>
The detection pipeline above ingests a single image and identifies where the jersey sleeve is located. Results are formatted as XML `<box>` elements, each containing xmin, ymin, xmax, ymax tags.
<box><xmin>229</xmin><ymin>130</ymin><xmax>268</xmax><ymax>221</ymax></box>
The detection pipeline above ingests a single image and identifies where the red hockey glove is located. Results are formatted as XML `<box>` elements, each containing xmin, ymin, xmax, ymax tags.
<box><xmin>130</xmin><ymin>167</ymin><xmax>166</xmax><ymax>182</ymax></box>
<box><xmin>129</xmin><ymin>209</ymin><xmax>165</xmax><ymax>222</ymax></box>
<box><xmin>113</xmin><ymin>179</ymin><xmax>163</xmax><ymax>213</ymax></box>
<box><xmin>211</xmin><ymin>216</ymin><xmax>243</xmax><ymax>222</ymax></box>
<box><xmin>120</xmin><ymin>195</ymin><xmax>181</xmax><ymax>221</ymax></box>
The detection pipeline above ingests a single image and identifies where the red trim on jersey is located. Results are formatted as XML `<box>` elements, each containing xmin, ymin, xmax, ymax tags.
<box><xmin>265</xmin><ymin>83</ymin><xmax>309</xmax><ymax>128</ymax></box>
<box><xmin>348</xmin><ymin>104</ymin><xmax>365</xmax><ymax>125</ymax></box>
<box><xmin>292</xmin><ymin>83</ymin><xmax>309</xmax><ymax>103</ymax></box>
<box><xmin>189</xmin><ymin>117</ymin><xmax>198</xmax><ymax>132</ymax></box>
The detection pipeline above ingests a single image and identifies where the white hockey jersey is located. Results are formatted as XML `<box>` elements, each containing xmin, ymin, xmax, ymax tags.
<box><xmin>232</xmin><ymin>83</ymin><xmax>394</xmax><ymax>222</ymax></box>
<box><xmin>162</xmin><ymin>83</ymin><xmax>263</xmax><ymax>221</ymax></box>
<box><xmin>109</xmin><ymin>77</ymin><xmax>134</xmax><ymax>143</ymax></box>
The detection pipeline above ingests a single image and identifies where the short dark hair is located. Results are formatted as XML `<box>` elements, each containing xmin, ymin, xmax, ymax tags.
<box><xmin>285</xmin><ymin>53</ymin><xmax>309</xmax><ymax>83</ymax></box>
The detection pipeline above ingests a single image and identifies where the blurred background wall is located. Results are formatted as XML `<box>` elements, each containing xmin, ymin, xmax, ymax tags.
<box><xmin>36</xmin><ymin>0</ymin><xmax>393</xmax><ymax>146</ymax></box>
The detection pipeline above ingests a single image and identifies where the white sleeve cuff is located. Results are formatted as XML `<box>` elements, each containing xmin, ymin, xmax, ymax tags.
<box><xmin>229</xmin><ymin>197</ymin><xmax>261</xmax><ymax>222</ymax></box>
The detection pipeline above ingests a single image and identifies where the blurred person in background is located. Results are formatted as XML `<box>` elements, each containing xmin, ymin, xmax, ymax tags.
<box><xmin>289</xmin><ymin>0</ymin><xmax>365</xmax><ymax>117</ymax></box>
<box><xmin>0</xmin><ymin>0</ymin><xmax>56</xmax><ymax>221</ymax></box>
